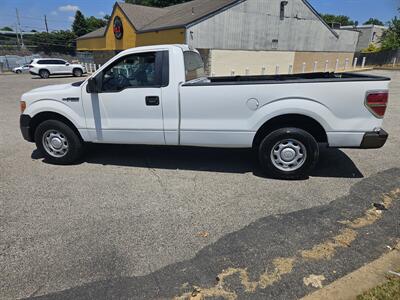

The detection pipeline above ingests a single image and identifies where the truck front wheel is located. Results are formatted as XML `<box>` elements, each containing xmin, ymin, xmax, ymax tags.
<box><xmin>34</xmin><ymin>120</ymin><xmax>84</xmax><ymax>164</ymax></box>
<box><xmin>258</xmin><ymin>128</ymin><xmax>319</xmax><ymax>179</ymax></box>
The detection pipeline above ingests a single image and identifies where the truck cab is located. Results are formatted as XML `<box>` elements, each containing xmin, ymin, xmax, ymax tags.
<box><xmin>20</xmin><ymin>44</ymin><xmax>390</xmax><ymax>179</ymax></box>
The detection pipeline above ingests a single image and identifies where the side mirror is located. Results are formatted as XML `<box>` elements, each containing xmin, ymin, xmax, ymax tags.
<box><xmin>65</xmin><ymin>63</ymin><xmax>70</xmax><ymax>66</ymax></box>
<box><xmin>86</xmin><ymin>75</ymin><xmax>102</xmax><ymax>93</ymax></box>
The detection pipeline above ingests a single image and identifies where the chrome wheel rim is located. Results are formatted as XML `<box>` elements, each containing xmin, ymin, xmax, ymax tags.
<box><xmin>42</xmin><ymin>129</ymin><xmax>69</xmax><ymax>158</ymax></box>
<box><xmin>270</xmin><ymin>139</ymin><xmax>307</xmax><ymax>172</ymax></box>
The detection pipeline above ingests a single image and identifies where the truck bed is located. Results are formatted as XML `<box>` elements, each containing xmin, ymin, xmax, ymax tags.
<box><xmin>184</xmin><ymin>72</ymin><xmax>391</xmax><ymax>86</ymax></box>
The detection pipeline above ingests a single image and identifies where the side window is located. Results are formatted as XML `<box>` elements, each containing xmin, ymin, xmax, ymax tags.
<box><xmin>183</xmin><ymin>51</ymin><xmax>205</xmax><ymax>81</ymax></box>
<box><xmin>37</xmin><ymin>60</ymin><xmax>45</xmax><ymax>65</ymax></box>
<box><xmin>55</xmin><ymin>60</ymin><xmax>66</xmax><ymax>65</ymax></box>
<box><xmin>102</xmin><ymin>52</ymin><xmax>158</xmax><ymax>92</ymax></box>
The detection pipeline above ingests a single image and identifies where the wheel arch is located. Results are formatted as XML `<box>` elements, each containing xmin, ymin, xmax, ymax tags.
<box><xmin>252</xmin><ymin>114</ymin><xmax>328</xmax><ymax>148</ymax></box>
<box><xmin>29</xmin><ymin>111</ymin><xmax>83</xmax><ymax>142</ymax></box>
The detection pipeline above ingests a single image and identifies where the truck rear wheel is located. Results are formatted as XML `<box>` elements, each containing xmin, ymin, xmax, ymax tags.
<box><xmin>34</xmin><ymin>120</ymin><xmax>84</xmax><ymax>164</ymax></box>
<box><xmin>258</xmin><ymin>127</ymin><xmax>319</xmax><ymax>179</ymax></box>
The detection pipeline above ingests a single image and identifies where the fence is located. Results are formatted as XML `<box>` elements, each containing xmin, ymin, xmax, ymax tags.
<box><xmin>2</xmin><ymin>53</ymin><xmax>391</xmax><ymax>75</ymax></box>
<box><xmin>215</xmin><ymin>56</ymin><xmax>370</xmax><ymax>77</ymax></box>
<box><xmin>354</xmin><ymin>49</ymin><xmax>400</xmax><ymax>67</ymax></box>
<box><xmin>0</xmin><ymin>54</ymin><xmax>41</xmax><ymax>71</ymax></box>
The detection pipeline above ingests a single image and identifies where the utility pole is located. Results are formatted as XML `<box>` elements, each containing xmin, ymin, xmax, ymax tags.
<box><xmin>14</xmin><ymin>24</ymin><xmax>20</xmax><ymax>48</ymax></box>
<box><xmin>44</xmin><ymin>15</ymin><xmax>49</xmax><ymax>33</ymax></box>
<box><xmin>15</xmin><ymin>8</ymin><xmax>25</xmax><ymax>49</ymax></box>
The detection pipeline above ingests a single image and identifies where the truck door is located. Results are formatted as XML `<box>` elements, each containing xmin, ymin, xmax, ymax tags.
<box><xmin>81</xmin><ymin>51</ymin><xmax>167</xmax><ymax>145</ymax></box>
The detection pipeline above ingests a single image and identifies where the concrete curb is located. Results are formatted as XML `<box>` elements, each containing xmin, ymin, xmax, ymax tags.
<box><xmin>302</xmin><ymin>242</ymin><xmax>400</xmax><ymax>300</ymax></box>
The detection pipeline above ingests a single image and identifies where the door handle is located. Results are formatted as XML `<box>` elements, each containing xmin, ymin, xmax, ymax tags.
<box><xmin>145</xmin><ymin>96</ymin><xmax>159</xmax><ymax>106</ymax></box>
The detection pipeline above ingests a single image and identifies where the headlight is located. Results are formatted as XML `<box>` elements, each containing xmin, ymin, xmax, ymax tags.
<box><xmin>20</xmin><ymin>101</ymin><xmax>26</xmax><ymax>113</ymax></box>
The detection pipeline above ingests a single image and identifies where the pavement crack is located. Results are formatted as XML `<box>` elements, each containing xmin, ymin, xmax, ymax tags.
<box><xmin>174</xmin><ymin>257</ymin><xmax>295</xmax><ymax>299</ymax></box>
<box><xmin>145</xmin><ymin>156</ymin><xmax>168</xmax><ymax>195</ymax></box>
<box><xmin>300</xmin><ymin>228</ymin><xmax>358</xmax><ymax>260</ymax></box>
<box><xmin>28</xmin><ymin>284</ymin><xmax>45</xmax><ymax>298</ymax></box>
<box><xmin>173</xmin><ymin>186</ymin><xmax>400</xmax><ymax>299</ymax></box>
<box><xmin>339</xmin><ymin>188</ymin><xmax>400</xmax><ymax>229</ymax></box>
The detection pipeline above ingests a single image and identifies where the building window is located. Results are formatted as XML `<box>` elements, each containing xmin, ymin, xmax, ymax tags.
<box><xmin>372</xmin><ymin>32</ymin><xmax>377</xmax><ymax>42</ymax></box>
<box><xmin>280</xmin><ymin>1</ymin><xmax>288</xmax><ymax>20</ymax></box>
<box><xmin>272</xmin><ymin>39</ymin><xmax>279</xmax><ymax>50</ymax></box>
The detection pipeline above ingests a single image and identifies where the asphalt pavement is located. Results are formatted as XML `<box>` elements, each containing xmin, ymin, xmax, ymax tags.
<box><xmin>0</xmin><ymin>71</ymin><xmax>399</xmax><ymax>299</ymax></box>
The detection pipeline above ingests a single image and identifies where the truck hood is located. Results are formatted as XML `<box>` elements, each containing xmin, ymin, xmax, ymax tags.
<box><xmin>21</xmin><ymin>82</ymin><xmax>82</xmax><ymax>105</ymax></box>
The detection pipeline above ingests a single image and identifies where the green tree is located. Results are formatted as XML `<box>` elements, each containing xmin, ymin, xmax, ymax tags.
<box><xmin>361</xmin><ymin>43</ymin><xmax>380</xmax><ymax>53</ymax></box>
<box><xmin>72</xmin><ymin>10</ymin><xmax>108</xmax><ymax>37</ymax></box>
<box><xmin>381</xmin><ymin>16</ymin><xmax>400</xmax><ymax>50</ymax></box>
<box><xmin>363</xmin><ymin>18</ymin><xmax>384</xmax><ymax>26</ymax></box>
<box><xmin>320</xmin><ymin>14</ymin><xmax>355</xmax><ymax>26</ymax></box>
<box><xmin>124</xmin><ymin>0</ymin><xmax>190</xmax><ymax>7</ymax></box>
<box><xmin>72</xmin><ymin>10</ymin><xmax>88</xmax><ymax>37</ymax></box>
<box><xmin>86</xmin><ymin>16</ymin><xmax>107</xmax><ymax>32</ymax></box>
<box><xmin>31</xmin><ymin>31</ymin><xmax>77</xmax><ymax>55</ymax></box>
<box><xmin>0</xmin><ymin>26</ymin><xmax>13</xmax><ymax>31</ymax></box>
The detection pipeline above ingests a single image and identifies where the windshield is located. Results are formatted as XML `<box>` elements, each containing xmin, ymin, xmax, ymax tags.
<box><xmin>183</xmin><ymin>51</ymin><xmax>205</xmax><ymax>81</ymax></box>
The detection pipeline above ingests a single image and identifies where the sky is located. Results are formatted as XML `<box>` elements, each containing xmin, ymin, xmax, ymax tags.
<box><xmin>0</xmin><ymin>0</ymin><xmax>398</xmax><ymax>32</ymax></box>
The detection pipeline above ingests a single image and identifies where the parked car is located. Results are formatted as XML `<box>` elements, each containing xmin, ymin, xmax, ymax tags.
<box><xmin>19</xmin><ymin>45</ymin><xmax>390</xmax><ymax>179</ymax></box>
<box><xmin>28</xmin><ymin>58</ymin><xmax>87</xmax><ymax>79</ymax></box>
<box><xmin>13</xmin><ymin>64</ymin><xmax>30</xmax><ymax>74</ymax></box>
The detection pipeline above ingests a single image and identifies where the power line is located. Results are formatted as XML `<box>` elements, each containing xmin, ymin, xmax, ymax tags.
<box><xmin>0</xmin><ymin>13</ymin><xmax>74</xmax><ymax>24</ymax></box>
<box><xmin>1</xmin><ymin>40</ymin><xmax>76</xmax><ymax>47</ymax></box>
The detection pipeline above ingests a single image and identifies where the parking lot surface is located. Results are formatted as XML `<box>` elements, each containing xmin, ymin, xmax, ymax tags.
<box><xmin>1</xmin><ymin>71</ymin><xmax>399</xmax><ymax>299</ymax></box>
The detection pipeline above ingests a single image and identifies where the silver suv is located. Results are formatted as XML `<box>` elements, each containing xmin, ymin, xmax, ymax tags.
<box><xmin>29</xmin><ymin>58</ymin><xmax>87</xmax><ymax>79</ymax></box>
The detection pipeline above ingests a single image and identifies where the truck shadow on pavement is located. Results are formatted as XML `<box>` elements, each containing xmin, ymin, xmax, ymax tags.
<box><xmin>32</xmin><ymin>144</ymin><xmax>363</xmax><ymax>179</ymax></box>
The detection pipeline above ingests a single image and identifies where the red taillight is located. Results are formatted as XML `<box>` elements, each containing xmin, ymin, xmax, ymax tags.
<box><xmin>366</xmin><ymin>91</ymin><xmax>388</xmax><ymax>118</ymax></box>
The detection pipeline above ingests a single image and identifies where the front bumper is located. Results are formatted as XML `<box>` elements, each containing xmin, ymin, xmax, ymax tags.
<box><xmin>360</xmin><ymin>129</ymin><xmax>388</xmax><ymax>149</ymax></box>
<box><xmin>20</xmin><ymin>114</ymin><xmax>34</xmax><ymax>142</ymax></box>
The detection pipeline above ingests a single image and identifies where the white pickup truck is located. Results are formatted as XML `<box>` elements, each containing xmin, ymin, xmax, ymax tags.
<box><xmin>20</xmin><ymin>44</ymin><xmax>390</xmax><ymax>179</ymax></box>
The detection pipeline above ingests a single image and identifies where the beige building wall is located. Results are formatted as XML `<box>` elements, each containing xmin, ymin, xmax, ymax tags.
<box><xmin>210</xmin><ymin>49</ymin><xmax>296</xmax><ymax>76</ymax></box>
<box><xmin>293</xmin><ymin>52</ymin><xmax>355</xmax><ymax>73</ymax></box>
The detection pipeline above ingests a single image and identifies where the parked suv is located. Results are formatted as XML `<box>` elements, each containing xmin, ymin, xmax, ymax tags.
<box><xmin>29</xmin><ymin>58</ymin><xmax>86</xmax><ymax>79</ymax></box>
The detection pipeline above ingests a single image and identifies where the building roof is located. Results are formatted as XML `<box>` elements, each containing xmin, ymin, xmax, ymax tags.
<box><xmin>140</xmin><ymin>0</ymin><xmax>241</xmax><ymax>32</ymax></box>
<box><xmin>341</xmin><ymin>24</ymin><xmax>388</xmax><ymax>30</ymax></box>
<box><xmin>77</xmin><ymin>0</ymin><xmax>340</xmax><ymax>40</ymax></box>
<box><xmin>77</xmin><ymin>0</ymin><xmax>241</xmax><ymax>39</ymax></box>
<box><xmin>77</xmin><ymin>26</ymin><xmax>106</xmax><ymax>39</ymax></box>
<box><xmin>118</xmin><ymin>2</ymin><xmax>167</xmax><ymax>30</ymax></box>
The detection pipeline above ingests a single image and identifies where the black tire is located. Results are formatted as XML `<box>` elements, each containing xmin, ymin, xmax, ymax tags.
<box><xmin>34</xmin><ymin>120</ymin><xmax>84</xmax><ymax>165</ymax></box>
<box><xmin>73</xmin><ymin>68</ymin><xmax>83</xmax><ymax>77</ymax></box>
<box><xmin>258</xmin><ymin>127</ymin><xmax>319</xmax><ymax>179</ymax></box>
<box><xmin>39</xmin><ymin>69</ymin><xmax>50</xmax><ymax>79</ymax></box>
<box><xmin>16</xmin><ymin>70</ymin><xmax>22</xmax><ymax>74</ymax></box>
